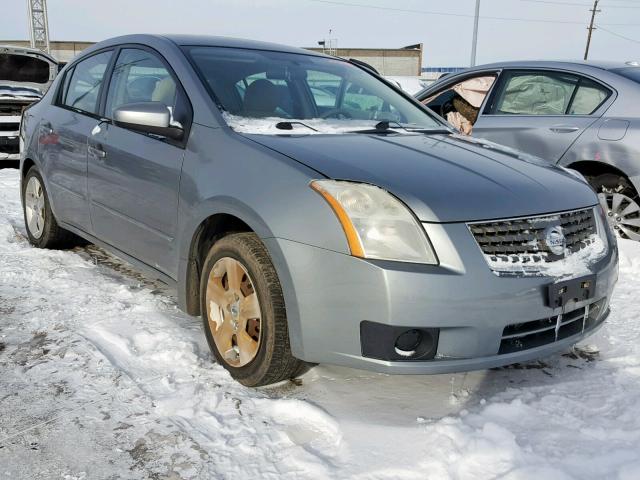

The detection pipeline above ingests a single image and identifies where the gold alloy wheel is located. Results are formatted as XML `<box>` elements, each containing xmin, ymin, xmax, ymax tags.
<box><xmin>206</xmin><ymin>257</ymin><xmax>262</xmax><ymax>367</ymax></box>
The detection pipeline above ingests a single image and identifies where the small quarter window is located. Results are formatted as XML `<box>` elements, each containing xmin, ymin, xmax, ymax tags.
<box><xmin>569</xmin><ymin>79</ymin><xmax>610</xmax><ymax>115</ymax></box>
<box><xmin>62</xmin><ymin>51</ymin><xmax>113</xmax><ymax>115</ymax></box>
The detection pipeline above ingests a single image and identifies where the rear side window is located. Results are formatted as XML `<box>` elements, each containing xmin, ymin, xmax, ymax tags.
<box><xmin>105</xmin><ymin>48</ymin><xmax>178</xmax><ymax>118</ymax></box>
<box><xmin>491</xmin><ymin>71</ymin><xmax>610</xmax><ymax>116</ymax></box>
<box><xmin>62</xmin><ymin>51</ymin><xmax>113</xmax><ymax>115</ymax></box>
<box><xmin>493</xmin><ymin>72</ymin><xmax>578</xmax><ymax>115</ymax></box>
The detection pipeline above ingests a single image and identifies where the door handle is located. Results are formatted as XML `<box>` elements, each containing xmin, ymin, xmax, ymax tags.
<box><xmin>549</xmin><ymin>125</ymin><xmax>580</xmax><ymax>133</ymax></box>
<box><xmin>41</xmin><ymin>122</ymin><xmax>53</xmax><ymax>135</ymax></box>
<box><xmin>88</xmin><ymin>145</ymin><xmax>107</xmax><ymax>158</ymax></box>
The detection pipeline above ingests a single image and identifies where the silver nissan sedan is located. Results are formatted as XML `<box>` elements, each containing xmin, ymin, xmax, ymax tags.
<box><xmin>20</xmin><ymin>35</ymin><xmax>618</xmax><ymax>386</ymax></box>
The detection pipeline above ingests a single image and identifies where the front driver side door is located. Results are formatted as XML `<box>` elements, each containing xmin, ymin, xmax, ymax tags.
<box><xmin>473</xmin><ymin>69</ymin><xmax>613</xmax><ymax>163</ymax></box>
<box><xmin>87</xmin><ymin>47</ymin><xmax>191</xmax><ymax>277</ymax></box>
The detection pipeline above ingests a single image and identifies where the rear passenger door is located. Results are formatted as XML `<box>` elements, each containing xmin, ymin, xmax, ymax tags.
<box><xmin>43</xmin><ymin>50</ymin><xmax>113</xmax><ymax>232</ymax></box>
<box><xmin>474</xmin><ymin>70</ymin><xmax>613</xmax><ymax>162</ymax></box>
<box><xmin>87</xmin><ymin>47</ymin><xmax>191</xmax><ymax>277</ymax></box>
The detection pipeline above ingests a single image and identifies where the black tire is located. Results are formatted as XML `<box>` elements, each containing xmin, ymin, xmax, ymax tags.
<box><xmin>199</xmin><ymin>232</ymin><xmax>305</xmax><ymax>387</ymax></box>
<box><xmin>22</xmin><ymin>166</ymin><xmax>81</xmax><ymax>249</ymax></box>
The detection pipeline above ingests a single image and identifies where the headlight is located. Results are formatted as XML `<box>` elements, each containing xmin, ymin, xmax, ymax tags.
<box><xmin>310</xmin><ymin>180</ymin><xmax>438</xmax><ymax>264</ymax></box>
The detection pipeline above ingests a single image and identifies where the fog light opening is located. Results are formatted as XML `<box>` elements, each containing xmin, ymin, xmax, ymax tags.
<box><xmin>394</xmin><ymin>329</ymin><xmax>422</xmax><ymax>357</ymax></box>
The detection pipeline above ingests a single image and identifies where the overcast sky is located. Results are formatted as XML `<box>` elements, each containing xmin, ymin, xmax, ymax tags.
<box><xmin>2</xmin><ymin>0</ymin><xmax>639</xmax><ymax>66</ymax></box>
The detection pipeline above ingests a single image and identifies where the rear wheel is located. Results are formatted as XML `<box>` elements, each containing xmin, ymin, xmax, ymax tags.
<box><xmin>22</xmin><ymin>167</ymin><xmax>81</xmax><ymax>249</ymax></box>
<box><xmin>200</xmin><ymin>232</ymin><xmax>304</xmax><ymax>386</ymax></box>
<box><xmin>592</xmin><ymin>173</ymin><xmax>640</xmax><ymax>241</ymax></box>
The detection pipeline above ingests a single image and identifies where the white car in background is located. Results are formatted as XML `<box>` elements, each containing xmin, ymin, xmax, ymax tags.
<box><xmin>384</xmin><ymin>75</ymin><xmax>432</xmax><ymax>95</ymax></box>
<box><xmin>0</xmin><ymin>45</ymin><xmax>58</xmax><ymax>161</ymax></box>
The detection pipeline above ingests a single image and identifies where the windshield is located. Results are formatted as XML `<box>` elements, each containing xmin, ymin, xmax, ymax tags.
<box><xmin>613</xmin><ymin>67</ymin><xmax>640</xmax><ymax>84</ymax></box>
<box><xmin>0</xmin><ymin>53</ymin><xmax>51</xmax><ymax>84</ymax></box>
<box><xmin>185</xmin><ymin>46</ymin><xmax>442</xmax><ymax>134</ymax></box>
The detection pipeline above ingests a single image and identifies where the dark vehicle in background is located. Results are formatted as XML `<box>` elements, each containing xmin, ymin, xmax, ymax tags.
<box><xmin>0</xmin><ymin>45</ymin><xmax>57</xmax><ymax>162</ymax></box>
<box><xmin>417</xmin><ymin>61</ymin><xmax>640</xmax><ymax>241</ymax></box>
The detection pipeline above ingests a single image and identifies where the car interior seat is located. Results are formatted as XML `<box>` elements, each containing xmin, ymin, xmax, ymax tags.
<box><xmin>242</xmin><ymin>79</ymin><xmax>279</xmax><ymax>117</ymax></box>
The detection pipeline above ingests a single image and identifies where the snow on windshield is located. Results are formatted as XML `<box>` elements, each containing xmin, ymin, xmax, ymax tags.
<box><xmin>223</xmin><ymin>112</ymin><xmax>421</xmax><ymax>135</ymax></box>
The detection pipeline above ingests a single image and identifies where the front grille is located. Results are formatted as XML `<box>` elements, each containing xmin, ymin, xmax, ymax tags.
<box><xmin>0</xmin><ymin>142</ymin><xmax>19</xmax><ymax>154</ymax></box>
<box><xmin>499</xmin><ymin>298</ymin><xmax>608</xmax><ymax>355</ymax></box>
<box><xmin>0</xmin><ymin>102</ymin><xmax>31</xmax><ymax>117</ymax></box>
<box><xmin>469</xmin><ymin>208</ymin><xmax>599</xmax><ymax>274</ymax></box>
<box><xmin>0</xmin><ymin>122</ymin><xmax>19</xmax><ymax>132</ymax></box>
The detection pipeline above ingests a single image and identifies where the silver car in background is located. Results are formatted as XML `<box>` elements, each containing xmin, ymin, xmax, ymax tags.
<box><xmin>0</xmin><ymin>45</ymin><xmax>57</xmax><ymax>161</ymax></box>
<box><xmin>417</xmin><ymin>61</ymin><xmax>640</xmax><ymax>240</ymax></box>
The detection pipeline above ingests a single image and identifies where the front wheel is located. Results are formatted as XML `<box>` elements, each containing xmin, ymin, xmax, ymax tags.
<box><xmin>592</xmin><ymin>173</ymin><xmax>640</xmax><ymax>241</ymax></box>
<box><xmin>199</xmin><ymin>233</ymin><xmax>305</xmax><ymax>386</ymax></box>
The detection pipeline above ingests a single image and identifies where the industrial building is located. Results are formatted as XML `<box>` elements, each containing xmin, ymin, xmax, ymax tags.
<box><xmin>0</xmin><ymin>39</ymin><xmax>424</xmax><ymax>76</ymax></box>
<box><xmin>308</xmin><ymin>43</ymin><xmax>424</xmax><ymax>76</ymax></box>
<box><xmin>0</xmin><ymin>39</ymin><xmax>94</xmax><ymax>64</ymax></box>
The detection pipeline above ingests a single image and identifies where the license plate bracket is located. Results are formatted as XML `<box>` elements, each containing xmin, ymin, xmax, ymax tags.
<box><xmin>547</xmin><ymin>274</ymin><xmax>597</xmax><ymax>308</ymax></box>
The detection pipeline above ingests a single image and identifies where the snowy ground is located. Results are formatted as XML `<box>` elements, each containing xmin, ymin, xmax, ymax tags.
<box><xmin>1</xmin><ymin>167</ymin><xmax>640</xmax><ymax>479</ymax></box>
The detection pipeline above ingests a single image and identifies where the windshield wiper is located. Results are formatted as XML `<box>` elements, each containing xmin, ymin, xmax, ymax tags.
<box><xmin>275</xmin><ymin>121</ymin><xmax>318</xmax><ymax>132</ymax></box>
<box><xmin>349</xmin><ymin>121</ymin><xmax>452</xmax><ymax>135</ymax></box>
<box><xmin>348</xmin><ymin>121</ymin><xmax>406</xmax><ymax>134</ymax></box>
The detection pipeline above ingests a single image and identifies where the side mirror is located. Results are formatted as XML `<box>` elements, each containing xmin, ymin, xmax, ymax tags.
<box><xmin>113</xmin><ymin>102</ymin><xmax>183</xmax><ymax>140</ymax></box>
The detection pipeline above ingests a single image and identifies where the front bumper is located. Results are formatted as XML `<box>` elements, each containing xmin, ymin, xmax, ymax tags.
<box><xmin>265</xmin><ymin>221</ymin><xmax>618</xmax><ymax>374</ymax></box>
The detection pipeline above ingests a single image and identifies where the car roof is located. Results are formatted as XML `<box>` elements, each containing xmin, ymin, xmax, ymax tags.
<box><xmin>463</xmin><ymin>59</ymin><xmax>636</xmax><ymax>73</ymax></box>
<box><xmin>86</xmin><ymin>34</ymin><xmax>327</xmax><ymax>58</ymax></box>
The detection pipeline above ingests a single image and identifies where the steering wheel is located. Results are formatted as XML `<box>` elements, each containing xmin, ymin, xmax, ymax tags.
<box><xmin>320</xmin><ymin>109</ymin><xmax>353</xmax><ymax>119</ymax></box>
<box><xmin>440</xmin><ymin>99</ymin><xmax>455</xmax><ymax>118</ymax></box>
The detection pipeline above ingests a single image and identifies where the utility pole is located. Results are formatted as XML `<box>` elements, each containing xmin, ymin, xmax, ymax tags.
<box><xmin>470</xmin><ymin>0</ymin><xmax>481</xmax><ymax>67</ymax></box>
<box><xmin>584</xmin><ymin>0</ymin><xmax>600</xmax><ymax>61</ymax></box>
<box><xmin>27</xmin><ymin>0</ymin><xmax>51</xmax><ymax>54</ymax></box>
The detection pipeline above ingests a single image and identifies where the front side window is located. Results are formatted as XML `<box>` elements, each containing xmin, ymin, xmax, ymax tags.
<box><xmin>62</xmin><ymin>51</ymin><xmax>113</xmax><ymax>115</ymax></box>
<box><xmin>105</xmin><ymin>48</ymin><xmax>178</xmax><ymax>118</ymax></box>
<box><xmin>185</xmin><ymin>46</ymin><xmax>441</xmax><ymax>134</ymax></box>
<box><xmin>423</xmin><ymin>75</ymin><xmax>496</xmax><ymax>134</ymax></box>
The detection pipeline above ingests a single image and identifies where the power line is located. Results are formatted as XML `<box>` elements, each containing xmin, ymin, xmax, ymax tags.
<box><xmin>597</xmin><ymin>24</ymin><xmax>640</xmax><ymax>42</ymax></box>
<box><xmin>522</xmin><ymin>0</ymin><xmax>640</xmax><ymax>7</ymax></box>
<box><xmin>305</xmin><ymin>0</ymin><xmax>640</xmax><ymax>25</ymax></box>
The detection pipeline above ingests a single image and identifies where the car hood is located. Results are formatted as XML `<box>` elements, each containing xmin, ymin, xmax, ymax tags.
<box><xmin>246</xmin><ymin>132</ymin><xmax>598</xmax><ymax>223</ymax></box>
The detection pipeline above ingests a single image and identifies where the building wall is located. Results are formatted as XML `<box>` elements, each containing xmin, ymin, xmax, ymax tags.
<box><xmin>1</xmin><ymin>40</ymin><xmax>424</xmax><ymax>75</ymax></box>
<box><xmin>307</xmin><ymin>46</ymin><xmax>423</xmax><ymax>76</ymax></box>
<box><xmin>1</xmin><ymin>40</ymin><xmax>95</xmax><ymax>63</ymax></box>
